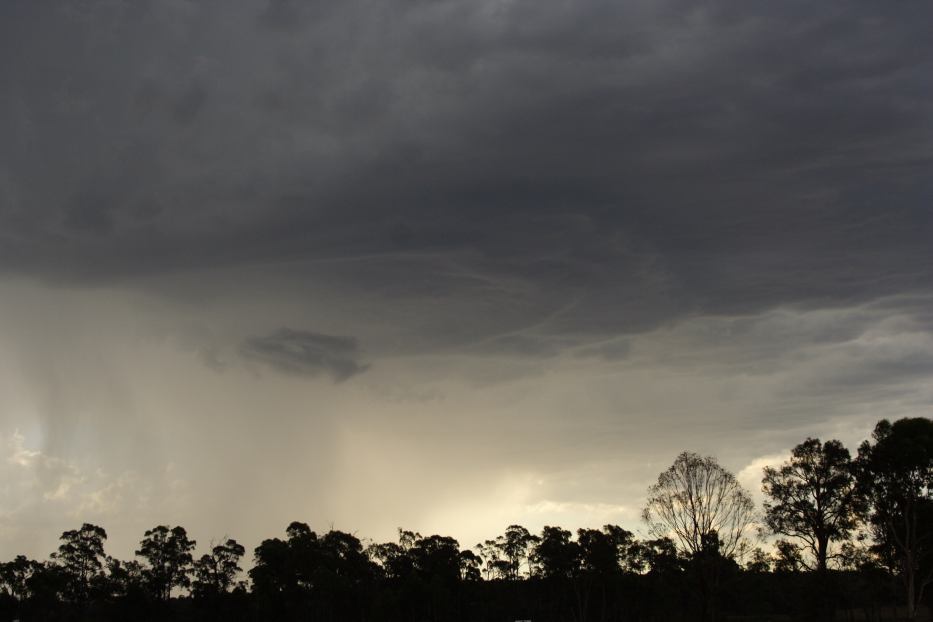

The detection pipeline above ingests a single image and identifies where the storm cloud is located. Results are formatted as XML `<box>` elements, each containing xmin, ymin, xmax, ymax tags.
<box><xmin>240</xmin><ymin>328</ymin><xmax>367</xmax><ymax>381</ymax></box>
<box><xmin>1</xmin><ymin>0</ymin><xmax>932</xmax><ymax>561</ymax></box>
<box><xmin>2</xmin><ymin>0</ymin><xmax>931</xmax><ymax>324</ymax></box>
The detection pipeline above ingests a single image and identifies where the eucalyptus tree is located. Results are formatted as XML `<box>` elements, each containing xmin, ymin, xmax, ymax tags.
<box><xmin>498</xmin><ymin>525</ymin><xmax>539</xmax><ymax>579</ymax></box>
<box><xmin>576</xmin><ymin>525</ymin><xmax>636</xmax><ymax>576</ymax></box>
<box><xmin>136</xmin><ymin>525</ymin><xmax>196</xmax><ymax>600</ymax></box>
<box><xmin>0</xmin><ymin>555</ymin><xmax>38</xmax><ymax>601</ymax></box>
<box><xmin>408</xmin><ymin>535</ymin><xmax>462</xmax><ymax>583</ymax></box>
<box><xmin>762</xmin><ymin>438</ymin><xmax>862</xmax><ymax>571</ymax></box>
<box><xmin>51</xmin><ymin>523</ymin><xmax>108</xmax><ymax>602</ymax></box>
<box><xmin>191</xmin><ymin>538</ymin><xmax>245</xmax><ymax>597</ymax></box>
<box><xmin>476</xmin><ymin>526</ymin><xmax>539</xmax><ymax>580</ymax></box>
<box><xmin>532</xmin><ymin>526</ymin><xmax>579</xmax><ymax>579</ymax></box>
<box><xmin>457</xmin><ymin>550</ymin><xmax>482</xmax><ymax>581</ymax></box>
<box><xmin>855</xmin><ymin>417</ymin><xmax>933</xmax><ymax>620</ymax></box>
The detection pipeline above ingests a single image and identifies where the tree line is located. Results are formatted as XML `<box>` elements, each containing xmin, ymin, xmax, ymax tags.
<box><xmin>0</xmin><ymin>416</ymin><xmax>930</xmax><ymax>621</ymax></box>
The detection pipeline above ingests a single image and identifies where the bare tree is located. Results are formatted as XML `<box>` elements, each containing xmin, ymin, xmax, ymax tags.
<box><xmin>643</xmin><ymin>452</ymin><xmax>755</xmax><ymax>622</ymax></box>
<box><xmin>643</xmin><ymin>452</ymin><xmax>755</xmax><ymax>559</ymax></box>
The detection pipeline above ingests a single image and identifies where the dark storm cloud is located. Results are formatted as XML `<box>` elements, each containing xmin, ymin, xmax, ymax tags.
<box><xmin>1</xmin><ymin>0</ymin><xmax>932</xmax><ymax>344</ymax></box>
<box><xmin>240</xmin><ymin>328</ymin><xmax>367</xmax><ymax>381</ymax></box>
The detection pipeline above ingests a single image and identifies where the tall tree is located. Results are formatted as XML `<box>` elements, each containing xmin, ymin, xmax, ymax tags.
<box><xmin>136</xmin><ymin>525</ymin><xmax>196</xmax><ymax>600</ymax></box>
<box><xmin>643</xmin><ymin>452</ymin><xmax>754</xmax><ymax>622</ymax></box>
<box><xmin>317</xmin><ymin>529</ymin><xmax>375</xmax><ymax>588</ymax></box>
<box><xmin>643</xmin><ymin>452</ymin><xmax>755</xmax><ymax>559</ymax></box>
<box><xmin>476</xmin><ymin>527</ymin><xmax>539</xmax><ymax>580</ymax></box>
<box><xmin>250</xmin><ymin>536</ymin><xmax>294</xmax><ymax>596</ymax></box>
<box><xmin>762</xmin><ymin>437</ymin><xmax>862</xmax><ymax>571</ymax></box>
<box><xmin>250</xmin><ymin>522</ymin><xmax>318</xmax><ymax>597</ymax></box>
<box><xmin>855</xmin><ymin>417</ymin><xmax>933</xmax><ymax>620</ymax></box>
<box><xmin>51</xmin><ymin>523</ymin><xmax>107</xmax><ymax>602</ymax></box>
<box><xmin>475</xmin><ymin>539</ymin><xmax>510</xmax><ymax>579</ymax></box>
<box><xmin>496</xmin><ymin>525</ymin><xmax>539</xmax><ymax>579</ymax></box>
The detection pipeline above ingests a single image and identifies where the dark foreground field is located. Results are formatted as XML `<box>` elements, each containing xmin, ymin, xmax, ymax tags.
<box><xmin>0</xmin><ymin>568</ymin><xmax>927</xmax><ymax>622</ymax></box>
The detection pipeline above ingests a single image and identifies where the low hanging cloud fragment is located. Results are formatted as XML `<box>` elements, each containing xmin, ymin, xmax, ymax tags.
<box><xmin>239</xmin><ymin>328</ymin><xmax>368</xmax><ymax>382</ymax></box>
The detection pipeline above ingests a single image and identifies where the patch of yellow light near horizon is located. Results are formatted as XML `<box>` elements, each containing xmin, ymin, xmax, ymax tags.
<box><xmin>420</xmin><ymin>471</ymin><xmax>542</xmax><ymax>546</ymax></box>
<box><xmin>423</xmin><ymin>472</ymin><xmax>642</xmax><ymax>546</ymax></box>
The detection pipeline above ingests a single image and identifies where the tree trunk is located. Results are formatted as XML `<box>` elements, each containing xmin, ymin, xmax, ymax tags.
<box><xmin>904</xmin><ymin>504</ymin><xmax>917</xmax><ymax>620</ymax></box>
<box><xmin>817</xmin><ymin>535</ymin><xmax>829</xmax><ymax>573</ymax></box>
<box><xmin>905</xmin><ymin>566</ymin><xmax>916</xmax><ymax>620</ymax></box>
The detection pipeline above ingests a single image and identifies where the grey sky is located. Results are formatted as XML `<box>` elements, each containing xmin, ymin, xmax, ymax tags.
<box><xmin>1</xmin><ymin>0</ymin><xmax>932</xmax><ymax>561</ymax></box>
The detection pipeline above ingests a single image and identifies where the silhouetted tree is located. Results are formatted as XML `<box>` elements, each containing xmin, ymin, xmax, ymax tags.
<box><xmin>644</xmin><ymin>452</ymin><xmax>754</xmax><ymax>622</ymax></box>
<box><xmin>644</xmin><ymin>452</ymin><xmax>755</xmax><ymax>559</ymax></box>
<box><xmin>631</xmin><ymin>537</ymin><xmax>682</xmax><ymax>575</ymax></box>
<box><xmin>250</xmin><ymin>536</ymin><xmax>294</xmax><ymax>596</ymax></box>
<box><xmin>855</xmin><ymin>417</ymin><xmax>933</xmax><ymax>620</ymax></box>
<box><xmin>136</xmin><ymin>525</ymin><xmax>196</xmax><ymax>600</ymax></box>
<box><xmin>250</xmin><ymin>521</ymin><xmax>323</xmax><ymax>599</ymax></box>
<box><xmin>577</xmin><ymin>526</ymin><xmax>631</xmax><ymax>576</ymax></box>
<box><xmin>532</xmin><ymin>526</ymin><xmax>580</xmax><ymax>579</ymax></box>
<box><xmin>630</xmin><ymin>537</ymin><xmax>686</xmax><ymax>621</ymax></box>
<box><xmin>495</xmin><ymin>525</ymin><xmax>539</xmax><ymax>579</ymax></box>
<box><xmin>367</xmin><ymin>529</ymin><xmax>425</xmax><ymax>581</ymax></box>
<box><xmin>762</xmin><ymin>437</ymin><xmax>862</xmax><ymax>572</ymax></box>
<box><xmin>51</xmin><ymin>523</ymin><xmax>107</xmax><ymax>602</ymax></box>
<box><xmin>409</xmin><ymin>535</ymin><xmax>461</xmax><ymax>583</ymax></box>
<box><xmin>475</xmin><ymin>539</ymin><xmax>510</xmax><ymax>579</ymax></box>
<box><xmin>286</xmin><ymin>521</ymin><xmax>320</xmax><ymax>592</ymax></box>
<box><xmin>104</xmin><ymin>556</ymin><xmax>146</xmax><ymax>600</ymax></box>
<box><xmin>0</xmin><ymin>555</ymin><xmax>38</xmax><ymax>602</ymax></box>
<box><xmin>317</xmin><ymin>529</ymin><xmax>375</xmax><ymax>587</ymax></box>
<box><xmin>23</xmin><ymin>561</ymin><xmax>68</xmax><ymax>609</ymax></box>
<box><xmin>580</xmin><ymin>527</ymin><xmax>611</xmax><ymax>577</ymax></box>
<box><xmin>772</xmin><ymin>539</ymin><xmax>805</xmax><ymax>573</ymax></box>
<box><xmin>368</xmin><ymin>542</ymin><xmax>410</xmax><ymax>581</ymax></box>
<box><xmin>574</xmin><ymin>526</ymin><xmax>636</xmax><ymax>622</ymax></box>
<box><xmin>192</xmin><ymin>538</ymin><xmax>245</xmax><ymax>598</ymax></box>
<box><xmin>744</xmin><ymin>547</ymin><xmax>772</xmax><ymax>573</ymax></box>
<box><xmin>457</xmin><ymin>550</ymin><xmax>482</xmax><ymax>581</ymax></box>
<box><xmin>367</xmin><ymin>529</ymin><xmax>477</xmax><ymax>621</ymax></box>
<box><xmin>398</xmin><ymin>528</ymin><xmax>420</xmax><ymax>551</ymax></box>
<box><xmin>251</xmin><ymin>522</ymin><xmax>376</xmax><ymax>620</ymax></box>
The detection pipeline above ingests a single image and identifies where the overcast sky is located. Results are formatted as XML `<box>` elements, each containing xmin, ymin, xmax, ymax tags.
<box><xmin>1</xmin><ymin>0</ymin><xmax>932</xmax><ymax>562</ymax></box>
